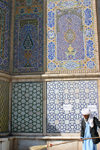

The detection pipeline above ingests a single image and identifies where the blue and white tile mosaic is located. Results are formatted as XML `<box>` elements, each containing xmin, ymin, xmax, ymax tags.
<box><xmin>47</xmin><ymin>0</ymin><xmax>99</xmax><ymax>73</ymax></box>
<box><xmin>47</xmin><ymin>80</ymin><xmax>98</xmax><ymax>133</ymax></box>
<box><xmin>13</xmin><ymin>0</ymin><xmax>44</xmax><ymax>73</ymax></box>
<box><xmin>0</xmin><ymin>0</ymin><xmax>11</xmax><ymax>73</ymax></box>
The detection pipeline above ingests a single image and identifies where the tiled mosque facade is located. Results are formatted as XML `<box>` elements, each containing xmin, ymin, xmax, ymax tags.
<box><xmin>0</xmin><ymin>0</ymin><xmax>100</xmax><ymax>150</ymax></box>
<box><xmin>47</xmin><ymin>0</ymin><xmax>99</xmax><ymax>73</ymax></box>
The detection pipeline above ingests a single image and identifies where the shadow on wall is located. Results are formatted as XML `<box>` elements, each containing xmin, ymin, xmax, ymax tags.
<box><xmin>13</xmin><ymin>139</ymin><xmax>47</xmax><ymax>150</ymax></box>
<box><xmin>47</xmin><ymin>122</ymin><xmax>61</xmax><ymax>134</ymax></box>
<box><xmin>97</xmin><ymin>0</ymin><xmax>100</xmax><ymax>30</ymax></box>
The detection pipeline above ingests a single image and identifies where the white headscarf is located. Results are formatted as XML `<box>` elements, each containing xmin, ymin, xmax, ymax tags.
<box><xmin>81</xmin><ymin>108</ymin><xmax>94</xmax><ymax>128</ymax></box>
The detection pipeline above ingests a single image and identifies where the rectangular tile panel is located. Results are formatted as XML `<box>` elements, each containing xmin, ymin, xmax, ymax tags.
<box><xmin>13</xmin><ymin>0</ymin><xmax>44</xmax><ymax>73</ymax></box>
<box><xmin>0</xmin><ymin>80</ymin><xmax>9</xmax><ymax>133</ymax></box>
<box><xmin>0</xmin><ymin>1</ymin><xmax>11</xmax><ymax>72</ymax></box>
<box><xmin>47</xmin><ymin>80</ymin><xmax>98</xmax><ymax>133</ymax></box>
<box><xmin>47</xmin><ymin>0</ymin><xmax>99</xmax><ymax>73</ymax></box>
<box><xmin>12</xmin><ymin>82</ymin><xmax>43</xmax><ymax>133</ymax></box>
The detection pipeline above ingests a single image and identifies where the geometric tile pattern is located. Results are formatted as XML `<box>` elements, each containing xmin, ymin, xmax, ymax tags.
<box><xmin>0</xmin><ymin>81</ymin><xmax>9</xmax><ymax>133</ymax></box>
<box><xmin>12</xmin><ymin>82</ymin><xmax>43</xmax><ymax>133</ymax></box>
<box><xmin>0</xmin><ymin>1</ymin><xmax>11</xmax><ymax>72</ymax></box>
<box><xmin>47</xmin><ymin>80</ymin><xmax>98</xmax><ymax>133</ymax></box>
<box><xmin>47</xmin><ymin>0</ymin><xmax>99</xmax><ymax>73</ymax></box>
<box><xmin>13</xmin><ymin>0</ymin><xmax>44</xmax><ymax>73</ymax></box>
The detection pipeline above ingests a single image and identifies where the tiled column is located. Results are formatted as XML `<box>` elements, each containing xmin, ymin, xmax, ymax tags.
<box><xmin>0</xmin><ymin>80</ymin><xmax>9</xmax><ymax>135</ymax></box>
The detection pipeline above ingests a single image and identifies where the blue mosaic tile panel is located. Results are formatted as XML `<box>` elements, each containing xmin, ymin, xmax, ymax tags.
<box><xmin>47</xmin><ymin>80</ymin><xmax>98</xmax><ymax>133</ymax></box>
<box><xmin>12</xmin><ymin>82</ymin><xmax>43</xmax><ymax>133</ymax></box>
<box><xmin>56</xmin><ymin>8</ymin><xmax>84</xmax><ymax>61</ymax></box>
<box><xmin>13</xmin><ymin>0</ymin><xmax>43</xmax><ymax>73</ymax></box>
<box><xmin>47</xmin><ymin>0</ymin><xmax>99</xmax><ymax>73</ymax></box>
<box><xmin>0</xmin><ymin>1</ymin><xmax>11</xmax><ymax>72</ymax></box>
<box><xmin>0</xmin><ymin>80</ymin><xmax>9</xmax><ymax>133</ymax></box>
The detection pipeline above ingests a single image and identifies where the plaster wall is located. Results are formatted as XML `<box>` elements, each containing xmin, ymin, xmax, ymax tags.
<box><xmin>0</xmin><ymin>138</ymin><xmax>13</xmax><ymax>150</ymax></box>
<box><xmin>0</xmin><ymin>138</ymin><xmax>100</xmax><ymax>150</ymax></box>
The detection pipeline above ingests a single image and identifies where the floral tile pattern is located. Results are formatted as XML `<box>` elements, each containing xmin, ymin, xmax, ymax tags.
<box><xmin>47</xmin><ymin>80</ymin><xmax>98</xmax><ymax>133</ymax></box>
<box><xmin>13</xmin><ymin>0</ymin><xmax>44</xmax><ymax>73</ymax></box>
<box><xmin>47</xmin><ymin>0</ymin><xmax>99</xmax><ymax>73</ymax></box>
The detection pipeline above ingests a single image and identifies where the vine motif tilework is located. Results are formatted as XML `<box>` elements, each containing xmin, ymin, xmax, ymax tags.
<box><xmin>0</xmin><ymin>80</ymin><xmax>9</xmax><ymax>133</ymax></box>
<box><xmin>0</xmin><ymin>1</ymin><xmax>10</xmax><ymax>72</ymax></box>
<box><xmin>13</xmin><ymin>0</ymin><xmax>43</xmax><ymax>73</ymax></box>
<box><xmin>47</xmin><ymin>0</ymin><xmax>99</xmax><ymax>73</ymax></box>
<box><xmin>12</xmin><ymin>82</ymin><xmax>43</xmax><ymax>133</ymax></box>
<box><xmin>47</xmin><ymin>80</ymin><xmax>98</xmax><ymax>133</ymax></box>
